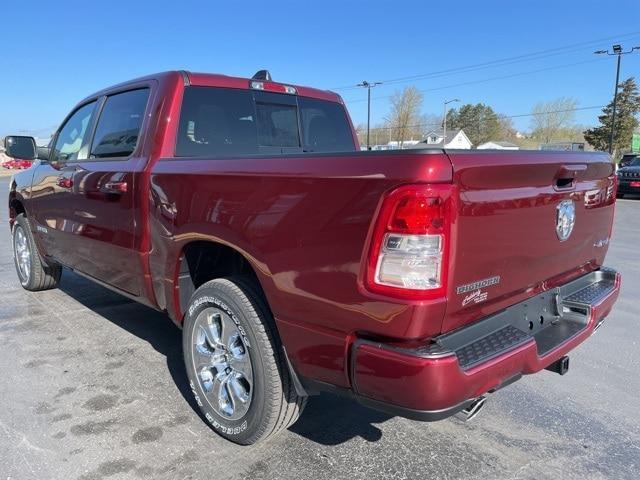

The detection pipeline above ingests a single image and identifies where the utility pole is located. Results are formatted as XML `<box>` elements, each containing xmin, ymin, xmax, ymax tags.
<box><xmin>442</xmin><ymin>98</ymin><xmax>460</xmax><ymax>148</ymax></box>
<box><xmin>357</xmin><ymin>80</ymin><xmax>382</xmax><ymax>150</ymax></box>
<box><xmin>595</xmin><ymin>44</ymin><xmax>640</xmax><ymax>154</ymax></box>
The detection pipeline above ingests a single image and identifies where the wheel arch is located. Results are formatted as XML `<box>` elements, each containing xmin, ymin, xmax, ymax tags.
<box><xmin>170</xmin><ymin>239</ymin><xmax>272</xmax><ymax>325</ymax></box>
<box><xmin>9</xmin><ymin>190</ymin><xmax>26</xmax><ymax>227</ymax></box>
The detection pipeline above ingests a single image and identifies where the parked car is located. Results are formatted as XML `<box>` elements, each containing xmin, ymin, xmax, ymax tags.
<box><xmin>2</xmin><ymin>158</ymin><xmax>33</xmax><ymax>169</ymax></box>
<box><xmin>616</xmin><ymin>156</ymin><xmax>640</xmax><ymax>197</ymax></box>
<box><xmin>4</xmin><ymin>71</ymin><xmax>621</xmax><ymax>445</ymax></box>
<box><xmin>619</xmin><ymin>153</ymin><xmax>639</xmax><ymax>169</ymax></box>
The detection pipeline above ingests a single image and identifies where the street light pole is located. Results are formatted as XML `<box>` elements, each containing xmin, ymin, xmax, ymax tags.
<box><xmin>442</xmin><ymin>98</ymin><xmax>460</xmax><ymax>148</ymax></box>
<box><xmin>357</xmin><ymin>80</ymin><xmax>382</xmax><ymax>149</ymax></box>
<box><xmin>610</xmin><ymin>53</ymin><xmax>621</xmax><ymax>155</ymax></box>
<box><xmin>595</xmin><ymin>44</ymin><xmax>640</xmax><ymax>154</ymax></box>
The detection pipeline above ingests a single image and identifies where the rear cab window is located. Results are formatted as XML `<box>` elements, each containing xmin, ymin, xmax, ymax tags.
<box><xmin>176</xmin><ymin>86</ymin><xmax>355</xmax><ymax>157</ymax></box>
<box><xmin>298</xmin><ymin>97</ymin><xmax>356</xmax><ymax>153</ymax></box>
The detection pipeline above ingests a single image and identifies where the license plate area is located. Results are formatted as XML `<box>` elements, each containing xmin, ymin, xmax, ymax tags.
<box><xmin>436</xmin><ymin>268</ymin><xmax>617</xmax><ymax>369</ymax></box>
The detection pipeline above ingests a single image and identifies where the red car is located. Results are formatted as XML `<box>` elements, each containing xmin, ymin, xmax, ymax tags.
<box><xmin>2</xmin><ymin>158</ymin><xmax>32</xmax><ymax>169</ymax></box>
<box><xmin>5</xmin><ymin>71</ymin><xmax>620</xmax><ymax>445</ymax></box>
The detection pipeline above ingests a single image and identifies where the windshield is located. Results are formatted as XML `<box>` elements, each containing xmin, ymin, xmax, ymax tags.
<box><xmin>625</xmin><ymin>158</ymin><xmax>640</xmax><ymax>167</ymax></box>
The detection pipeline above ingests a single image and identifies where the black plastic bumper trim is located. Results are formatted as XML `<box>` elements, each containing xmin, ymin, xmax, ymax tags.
<box><xmin>302</xmin><ymin>374</ymin><xmax>522</xmax><ymax>422</ymax></box>
<box><xmin>300</xmin><ymin>378</ymin><xmax>473</xmax><ymax>421</ymax></box>
<box><xmin>356</xmin><ymin>396</ymin><xmax>473</xmax><ymax>421</ymax></box>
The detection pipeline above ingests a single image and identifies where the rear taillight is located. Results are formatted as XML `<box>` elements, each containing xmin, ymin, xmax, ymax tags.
<box><xmin>606</xmin><ymin>175</ymin><xmax>616</xmax><ymax>204</ymax></box>
<box><xmin>364</xmin><ymin>184</ymin><xmax>453</xmax><ymax>300</ymax></box>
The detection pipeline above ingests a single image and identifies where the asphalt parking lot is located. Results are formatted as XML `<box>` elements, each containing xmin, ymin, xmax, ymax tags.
<box><xmin>0</xmin><ymin>176</ymin><xmax>638</xmax><ymax>480</ymax></box>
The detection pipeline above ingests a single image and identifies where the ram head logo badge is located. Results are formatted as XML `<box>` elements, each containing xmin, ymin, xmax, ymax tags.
<box><xmin>556</xmin><ymin>200</ymin><xmax>575</xmax><ymax>241</ymax></box>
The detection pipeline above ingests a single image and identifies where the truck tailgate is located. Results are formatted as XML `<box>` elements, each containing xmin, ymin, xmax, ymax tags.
<box><xmin>442</xmin><ymin>150</ymin><xmax>616</xmax><ymax>333</ymax></box>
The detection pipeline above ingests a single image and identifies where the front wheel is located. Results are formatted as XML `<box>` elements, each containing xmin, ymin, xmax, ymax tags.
<box><xmin>12</xmin><ymin>214</ymin><xmax>61</xmax><ymax>291</ymax></box>
<box><xmin>183</xmin><ymin>276</ymin><xmax>306</xmax><ymax>445</ymax></box>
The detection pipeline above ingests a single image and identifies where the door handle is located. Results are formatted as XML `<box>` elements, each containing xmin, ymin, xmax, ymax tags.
<box><xmin>102</xmin><ymin>181</ymin><xmax>128</xmax><ymax>194</ymax></box>
<box><xmin>57</xmin><ymin>176</ymin><xmax>73</xmax><ymax>189</ymax></box>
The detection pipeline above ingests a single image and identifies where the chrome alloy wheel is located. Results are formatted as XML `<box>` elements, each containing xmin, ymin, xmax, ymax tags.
<box><xmin>13</xmin><ymin>226</ymin><xmax>31</xmax><ymax>282</ymax></box>
<box><xmin>192</xmin><ymin>307</ymin><xmax>253</xmax><ymax>420</ymax></box>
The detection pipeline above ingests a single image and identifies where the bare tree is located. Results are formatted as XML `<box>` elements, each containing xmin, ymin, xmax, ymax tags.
<box><xmin>385</xmin><ymin>86</ymin><xmax>424</xmax><ymax>148</ymax></box>
<box><xmin>370</xmin><ymin>123</ymin><xmax>391</xmax><ymax>147</ymax></box>
<box><xmin>417</xmin><ymin>113</ymin><xmax>443</xmax><ymax>138</ymax></box>
<box><xmin>497</xmin><ymin>116</ymin><xmax>517</xmax><ymax>140</ymax></box>
<box><xmin>530</xmin><ymin>97</ymin><xmax>578</xmax><ymax>144</ymax></box>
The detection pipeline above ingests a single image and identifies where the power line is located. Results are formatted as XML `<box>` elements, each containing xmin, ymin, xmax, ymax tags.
<box><xmin>356</xmin><ymin>105</ymin><xmax>604</xmax><ymax>132</ymax></box>
<box><xmin>343</xmin><ymin>57</ymin><xmax>608</xmax><ymax>104</ymax></box>
<box><xmin>501</xmin><ymin>105</ymin><xmax>603</xmax><ymax>119</ymax></box>
<box><xmin>331</xmin><ymin>31</ymin><xmax>640</xmax><ymax>92</ymax></box>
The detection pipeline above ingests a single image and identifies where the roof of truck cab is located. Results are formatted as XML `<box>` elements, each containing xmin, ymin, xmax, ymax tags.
<box><xmin>186</xmin><ymin>71</ymin><xmax>343</xmax><ymax>103</ymax></box>
<box><xmin>80</xmin><ymin>70</ymin><xmax>344</xmax><ymax>104</ymax></box>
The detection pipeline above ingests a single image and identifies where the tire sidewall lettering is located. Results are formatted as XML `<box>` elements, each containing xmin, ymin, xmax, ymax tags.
<box><xmin>188</xmin><ymin>295</ymin><xmax>251</xmax><ymax>348</ymax></box>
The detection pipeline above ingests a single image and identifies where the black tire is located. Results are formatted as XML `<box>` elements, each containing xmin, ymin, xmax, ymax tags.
<box><xmin>12</xmin><ymin>214</ymin><xmax>61</xmax><ymax>291</ymax></box>
<box><xmin>183</xmin><ymin>276</ymin><xmax>306</xmax><ymax>445</ymax></box>
<box><xmin>617</xmin><ymin>193</ymin><xmax>624</xmax><ymax>199</ymax></box>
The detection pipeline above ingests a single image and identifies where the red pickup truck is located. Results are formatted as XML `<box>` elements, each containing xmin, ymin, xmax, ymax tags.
<box><xmin>4</xmin><ymin>71</ymin><xmax>621</xmax><ymax>445</ymax></box>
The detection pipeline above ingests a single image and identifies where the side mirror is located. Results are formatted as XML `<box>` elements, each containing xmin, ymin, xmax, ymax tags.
<box><xmin>3</xmin><ymin>136</ymin><xmax>36</xmax><ymax>160</ymax></box>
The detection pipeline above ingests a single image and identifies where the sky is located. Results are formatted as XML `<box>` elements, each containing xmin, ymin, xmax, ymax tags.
<box><xmin>2</xmin><ymin>0</ymin><xmax>640</xmax><ymax>139</ymax></box>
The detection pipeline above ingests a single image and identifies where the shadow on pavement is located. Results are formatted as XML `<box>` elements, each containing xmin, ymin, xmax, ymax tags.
<box><xmin>57</xmin><ymin>270</ymin><xmax>203</xmax><ymax>419</ymax></box>
<box><xmin>289</xmin><ymin>392</ymin><xmax>393</xmax><ymax>445</ymax></box>
<box><xmin>58</xmin><ymin>269</ymin><xmax>394</xmax><ymax>445</ymax></box>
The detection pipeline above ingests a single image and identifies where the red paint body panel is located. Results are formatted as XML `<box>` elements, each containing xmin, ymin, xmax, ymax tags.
<box><xmin>187</xmin><ymin>71</ymin><xmax>343</xmax><ymax>103</ymax></box>
<box><xmin>443</xmin><ymin>150</ymin><xmax>616</xmax><ymax>333</ymax></box>
<box><xmin>148</xmin><ymin>152</ymin><xmax>452</xmax><ymax>387</ymax></box>
<box><xmin>7</xmin><ymin>70</ymin><xmax>622</xmax><ymax>415</ymax></box>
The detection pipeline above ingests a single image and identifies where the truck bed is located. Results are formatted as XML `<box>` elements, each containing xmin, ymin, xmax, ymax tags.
<box><xmin>149</xmin><ymin>148</ymin><xmax>616</xmax><ymax>388</ymax></box>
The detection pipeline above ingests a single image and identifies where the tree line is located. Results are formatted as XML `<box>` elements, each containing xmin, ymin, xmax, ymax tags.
<box><xmin>356</xmin><ymin>78</ymin><xmax>640</xmax><ymax>157</ymax></box>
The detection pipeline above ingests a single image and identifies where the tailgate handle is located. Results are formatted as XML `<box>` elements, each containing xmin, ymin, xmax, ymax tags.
<box><xmin>555</xmin><ymin>164</ymin><xmax>587</xmax><ymax>189</ymax></box>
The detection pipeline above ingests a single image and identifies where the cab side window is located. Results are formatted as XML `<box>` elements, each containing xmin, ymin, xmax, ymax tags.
<box><xmin>90</xmin><ymin>89</ymin><xmax>149</xmax><ymax>159</ymax></box>
<box><xmin>51</xmin><ymin>101</ymin><xmax>97</xmax><ymax>163</ymax></box>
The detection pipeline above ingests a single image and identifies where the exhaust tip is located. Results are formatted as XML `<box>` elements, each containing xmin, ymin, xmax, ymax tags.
<box><xmin>455</xmin><ymin>396</ymin><xmax>487</xmax><ymax>422</ymax></box>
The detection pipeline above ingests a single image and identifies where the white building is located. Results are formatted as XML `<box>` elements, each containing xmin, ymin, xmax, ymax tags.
<box><xmin>414</xmin><ymin>129</ymin><xmax>472</xmax><ymax>149</ymax></box>
<box><xmin>477</xmin><ymin>141</ymin><xmax>519</xmax><ymax>150</ymax></box>
<box><xmin>386</xmin><ymin>140</ymin><xmax>420</xmax><ymax>149</ymax></box>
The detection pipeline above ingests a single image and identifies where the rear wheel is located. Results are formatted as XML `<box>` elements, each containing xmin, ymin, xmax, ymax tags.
<box><xmin>12</xmin><ymin>214</ymin><xmax>61</xmax><ymax>291</ymax></box>
<box><xmin>183</xmin><ymin>276</ymin><xmax>306</xmax><ymax>445</ymax></box>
